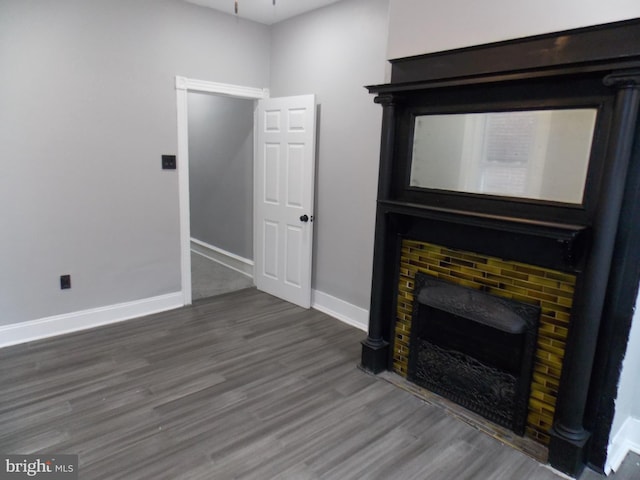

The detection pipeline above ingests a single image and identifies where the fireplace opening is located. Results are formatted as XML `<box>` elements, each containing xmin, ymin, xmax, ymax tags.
<box><xmin>407</xmin><ymin>273</ymin><xmax>540</xmax><ymax>435</ymax></box>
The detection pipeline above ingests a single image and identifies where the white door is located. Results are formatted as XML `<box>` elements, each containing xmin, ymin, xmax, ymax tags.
<box><xmin>255</xmin><ymin>95</ymin><xmax>316</xmax><ymax>308</ymax></box>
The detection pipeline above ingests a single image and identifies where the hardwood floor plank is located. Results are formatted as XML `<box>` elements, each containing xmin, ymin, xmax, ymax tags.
<box><xmin>0</xmin><ymin>288</ymin><xmax>634</xmax><ymax>479</ymax></box>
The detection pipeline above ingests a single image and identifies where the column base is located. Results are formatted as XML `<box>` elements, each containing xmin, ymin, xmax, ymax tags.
<box><xmin>548</xmin><ymin>425</ymin><xmax>590</xmax><ymax>478</ymax></box>
<box><xmin>360</xmin><ymin>338</ymin><xmax>389</xmax><ymax>374</ymax></box>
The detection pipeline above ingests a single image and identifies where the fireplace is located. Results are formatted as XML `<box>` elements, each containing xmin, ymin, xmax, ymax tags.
<box><xmin>360</xmin><ymin>19</ymin><xmax>640</xmax><ymax>478</ymax></box>
<box><xmin>396</xmin><ymin>239</ymin><xmax>576</xmax><ymax>443</ymax></box>
<box><xmin>407</xmin><ymin>273</ymin><xmax>540</xmax><ymax>435</ymax></box>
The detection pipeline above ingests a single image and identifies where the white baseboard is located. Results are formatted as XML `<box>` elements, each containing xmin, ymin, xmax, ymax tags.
<box><xmin>312</xmin><ymin>290</ymin><xmax>369</xmax><ymax>332</ymax></box>
<box><xmin>0</xmin><ymin>292</ymin><xmax>183</xmax><ymax>349</ymax></box>
<box><xmin>191</xmin><ymin>238</ymin><xmax>253</xmax><ymax>278</ymax></box>
<box><xmin>606</xmin><ymin>416</ymin><xmax>640</xmax><ymax>474</ymax></box>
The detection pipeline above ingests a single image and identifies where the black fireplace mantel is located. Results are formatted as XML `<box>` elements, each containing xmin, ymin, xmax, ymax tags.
<box><xmin>361</xmin><ymin>19</ymin><xmax>640</xmax><ymax>478</ymax></box>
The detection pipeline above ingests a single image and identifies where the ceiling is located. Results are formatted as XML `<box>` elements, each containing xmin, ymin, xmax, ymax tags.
<box><xmin>183</xmin><ymin>0</ymin><xmax>343</xmax><ymax>25</ymax></box>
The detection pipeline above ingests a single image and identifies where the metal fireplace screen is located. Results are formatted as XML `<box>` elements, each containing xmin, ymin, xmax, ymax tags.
<box><xmin>407</xmin><ymin>273</ymin><xmax>540</xmax><ymax>435</ymax></box>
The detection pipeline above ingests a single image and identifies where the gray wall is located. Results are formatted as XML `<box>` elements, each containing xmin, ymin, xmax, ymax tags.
<box><xmin>0</xmin><ymin>0</ymin><xmax>270</xmax><ymax>325</ymax></box>
<box><xmin>270</xmin><ymin>0</ymin><xmax>389</xmax><ymax>310</ymax></box>
<box><xmin>188</xmin><ymin>93</ymin><xmax>254</xmax><ymax>259</ymax></box>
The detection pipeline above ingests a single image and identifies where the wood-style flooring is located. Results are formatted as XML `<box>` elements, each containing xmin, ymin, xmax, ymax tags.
<box><xmin>0</xmin><ymin>288</ymin><xmax>636</xmax><ymax>479</ymax></box>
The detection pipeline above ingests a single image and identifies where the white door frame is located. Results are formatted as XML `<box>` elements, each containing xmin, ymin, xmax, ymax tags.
<box><xmin>175</xmin><ymin>76</ymin><xmax>269</xmax><ymax>305</ymax></box>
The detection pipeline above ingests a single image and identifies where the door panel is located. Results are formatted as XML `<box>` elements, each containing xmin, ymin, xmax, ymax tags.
<box><xmin>264</xmin><ymin>144</ymin><xmax>280</xmax><ymax>204</ymax></box>
<box><xmin>287</xmin><ymin>145</ymin><xmax>304</xmax><ymax>207</ymax></box>
<box><xmin>263</xmin><ymin>220</ymin><xmax>279</xmax><ymax>280</ymax></box>
<box><xmin>255</xmin><ymin>95</ymin><xmax>316</xmax><ymax>308</ymax></box>
<box><xmin>285</xmin><ymin>225</ymin><xmax>302</xmax><ymax>287</ymax></box>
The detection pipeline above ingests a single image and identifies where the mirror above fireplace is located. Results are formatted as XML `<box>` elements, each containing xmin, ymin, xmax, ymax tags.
<box><xmin>409</xmin><ymin>109</ymin><xmax>597</xmax><ymax>204</ymax></box>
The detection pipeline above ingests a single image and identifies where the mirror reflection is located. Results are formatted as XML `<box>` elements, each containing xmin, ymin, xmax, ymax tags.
<box><xmin>409</xmin><ymin>109</ymin><xmax>597</xmax><ymax>204</ymax></box>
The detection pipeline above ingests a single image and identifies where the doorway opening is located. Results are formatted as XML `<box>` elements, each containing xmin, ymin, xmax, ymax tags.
<box><xmin>187</xmin><ymin>92</ymin><xmax>255</xmax><ymax>301</ymax></box>
<box><xmin>176</xmin><ymin>77</ymin><xmax>316</xmax><ymax>308</ymax></box>
<box><xmin>175</xmin><ymin>77</ymin><xmax>269</xmax><ymax>305</ymax></box>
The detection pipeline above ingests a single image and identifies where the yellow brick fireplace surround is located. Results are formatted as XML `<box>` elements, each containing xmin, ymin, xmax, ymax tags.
<box><xmin>394</xmin><ymin>240</ymin><xmax>577</xmax><ymax>445</ymax></box>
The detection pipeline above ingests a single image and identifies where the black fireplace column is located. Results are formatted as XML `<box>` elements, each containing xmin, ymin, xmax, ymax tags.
<box><xmin>548</xmin><ymin>70</ymin><xmax>640</xmax><ymax>477</ymax></box>
<box><xmin>361</xmin><ymin>94</ymin><xmax>397</xmax><ymax>374</ymax></box>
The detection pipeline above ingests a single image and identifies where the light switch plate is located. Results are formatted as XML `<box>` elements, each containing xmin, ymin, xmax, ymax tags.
<box><xmin>162</xmin><ymin>155</ymin><xmax>176</xmax><ymax>170</ymax></box>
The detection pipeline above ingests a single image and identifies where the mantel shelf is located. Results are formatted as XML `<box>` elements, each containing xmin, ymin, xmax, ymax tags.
<box><xmin>378</xmin><ymin>200</ymin><xmax>588</xmax><ymax>242</ymax></box>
